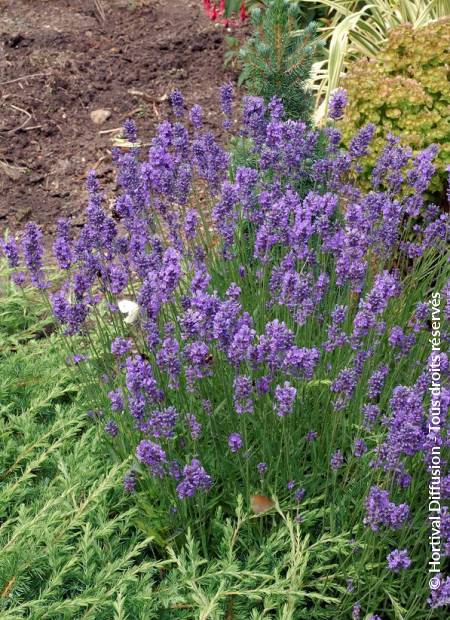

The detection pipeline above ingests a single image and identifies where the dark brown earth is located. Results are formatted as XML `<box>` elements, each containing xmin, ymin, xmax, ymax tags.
<box><xmin>0</xmin><ymin>0</ymin><xmax>238</xmax><ymax>239</ymax></box>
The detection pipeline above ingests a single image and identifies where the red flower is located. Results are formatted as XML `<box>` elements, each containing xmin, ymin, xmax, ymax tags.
<box><xmin>240</xmin><ymin>1</ymin><xmax>248</xmax><ymax>21</ymax></box>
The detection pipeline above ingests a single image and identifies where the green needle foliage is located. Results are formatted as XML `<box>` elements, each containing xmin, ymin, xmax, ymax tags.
<box><xmin>239</xmin><ymin>0</ymin><xmax>322</xmax><ymax>121</ymax></box>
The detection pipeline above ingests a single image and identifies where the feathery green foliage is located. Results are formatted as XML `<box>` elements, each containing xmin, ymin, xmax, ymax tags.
<box><xmin>0</xmin><ymin>278</ymin><xmax>158</xmax><ymax>619</ymax></box>
<box><xmin>239</xmin><ymin>0</ymin><xmax>322</xmax><ymax>121</ymax></box>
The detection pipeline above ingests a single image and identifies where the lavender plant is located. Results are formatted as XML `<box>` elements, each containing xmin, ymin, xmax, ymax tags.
<box><xmin>3</xmin><ymin>87</ymin><xmax>450</xmax><ymax>616</ymax></box>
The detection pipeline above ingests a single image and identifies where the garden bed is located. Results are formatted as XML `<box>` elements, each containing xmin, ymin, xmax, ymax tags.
<box><xmin>0</xmin><ymin>0</ymin><xmax>234</xmax><ymax>237</ymax></box>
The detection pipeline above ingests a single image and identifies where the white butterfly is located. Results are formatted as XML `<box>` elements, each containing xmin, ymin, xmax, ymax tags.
<box><xmin>117</xmin><ymin>299</ymin><xmax>140</xmax><ymax>325</ymax></box>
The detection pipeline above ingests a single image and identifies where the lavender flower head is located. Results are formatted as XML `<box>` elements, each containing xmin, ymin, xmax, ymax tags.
<box><xmin>136</xmin><ymin>440</ymin><xmax>167</xmax><ymax>478</ymax></box>
<box><xmin>186</xmin><ymin>413</ymin><xmax>202</xmax><ymax>440</ymax></box>
<box><xmin>123</xmin><ymin>118</ymin><xmax>137</xmax><ymax>143</ymax></box>
<box><xmin>169</xmin><ymin>90</ymin><xmax>185</xmax><ymax>117</ymax></box>
<box><xmin>386</xmin><ymin>548</ymin><xmax>411</xmax><ymax>572</ymax></box>
<box><xmin>329</xmin><ymin>88</ymin><xmax>348</xmax><ymax>120</ymax></box>
<box><xmin>111</xmin><ymin>337</ymin><xmax>132</xmax><ymax>357</ymax></box>
<box><xmin>428</xmin><ymin>574</ymin><xmax>450</xmax><ymax>608</ymax></box>
<box><xmin>176</xmin><ymin>458</ymin><xmax>212</xmax><ymax>499</ymax></box>
<box><xmin>123</xmin><ymin>470</ymin><xmax>137</xmax><ymax>493</ymax></box>
<box><xmin>104</xmin><ymin>420</ymin><xmax>119</xmax><ymax>437</ymax></box>
<box><xmin>257</xmin><ymin>462</ymin><xmax>268</xmax><ymax>476</ymax></box>
<box><xmin>108</xmin><ymin>389</ymin><xmax>124</xmax><ymax>412</ymax></box>
<box><xmin>274</xmin><ymin>381</ymin><xmax>296</xmax><ymax>417</ymax></box>
<box><xmin>189</xmin><ymin>104</ymin><xmax>203</xmax><ymax>129</ymax></box>
<box><xmin>220</xmin><ymin>82</ymin><xmax>233</xmax><ymax>128</ymax></box>
<box><xmin>353</xmin><ymin>439</ymin><xmax>367</xmax><ymax>458</ymax></box>
<box><xmin>349</xmin><ymin>123</ymin><xmax>376</xmax><ymax>159</ymax></box>
<box><xmin>22</xmin><ymin>222</ymin><xmax>46</xmax><ymax>288</ymax></box>
<box><xmin>352</xmin><ymin>602</ymin><xmax>361</xmax><ymax>620</ymax></box>
<box><xmin>53</xmin><ymin>219</ymin><xmax>73</xmax><ymax>270</ymax></box>
<box><xmin>364</xmin><ymin>486</ymin><xmax>409</xmax><ymax>531</ymax></box>
<box><xmin>2</xmin><ymin>236</ymin><xmax>20</xmax><ymax>268</ymax></box>
<box><xmin>228</xmin><ymin>432</ymin><xmax>243</xmax><ymax>453</ymax></box>
<box><xmin>331</xmin><ymin>449</ymin><xmax>344</xmax><ymax>470</ymax></box>
<box><xmin>294</xmin><ymin>487</ymin><xmax>306</xmax><ymax>502</ymax></box>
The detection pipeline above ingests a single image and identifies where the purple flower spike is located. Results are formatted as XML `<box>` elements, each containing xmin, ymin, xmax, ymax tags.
<box><xmin>111</xmin><ymin>337</ymin><xmax>132</xmax><ymax>357</ymax></box>
<box><xmin>220</xmin><ymin>82</ymin><xmax>233</xmax><ymax>128</ymax></box>
<box><xmin>176</xmin><ymin>458</ymin><xmax>212</xmax><ymax>499</ymax></box>
<box><xmin>169</xmin><ymin>90</ymin><xmax>185</xmax><ymax>117</ymax></box>
<box><xmin>136</xmin><ymin>440</ymin><xmax>167</xmax><ymax>478</ymax></box>
<box><xmin>187</xmin><ymin>413</ymin><xmax>202</xmax><ymax>440</ymax></box>
<box><xmin>228</xmin><ymin>432</ymin><xmax>243</xmax><ymax>453</ymax></box>
<box><xmin>352</xmin><ymin>439</ymin><xmax>367</xmax><ymax>458</ymax></box>
<box><xmin>274</xmin><ymin>381</ymin><xmax>297</xmax><ymax>417</ymax></box>
<box><xmin>189</xmin><ymin>104</ymin><xmax>203</xmax><ymax>129</ymax></box>
<box><xmin>22</xmin><ymin>222</ymin><xmax>46</xmax><ymax>288</ymax></box>
<box><xmin>53</xmin><ymin>219</ymin><xmax>73</xmax><ymax>270</ymax></box>
<box><xmin>123</xmin><ymin>118</ymin><xmax>137</xmax><ymax>143</ymax></box>
<box><xmin>104</xmin><ymin>420</ymin><xmax>119</xmax><ymax>437</ymax></box>
<box><xmin>352</xmin><ymin>603</ymin><xmax>361</xmax><ymax>620</ymax></box>
<box><xmin>123</xmin><ymin>470</ymin><xmax>137</xmax><ymax>494</ymax></box>
<box><xmin>387</xmin><ymin>548</ymin><xmax>411</xmax><ymax>572</ymax></box>
<box><xmin>329</xmin><ymin>88</ymin><xmax>347</xmax><ymax>120</ymax></box>
<box><xmin>294</xmin><ymin>488</ymin><xmax>305</xmax><ymax>502</ymax></box>
<box><xmin>108</xmin><ymin>389</ymin><xmax>124</xmax><ymax>412</ymax></box>
<box><xmin>349</xmin><ymin>123</ymin><xmax>376</xmax><ymax>159</ymax></box>
<box><xmin>331</xmin><ymin>449</ymin><xmax>344</xmax><ymax>470</ymax></box>
<box><xmin>428</xmin><ymin>574</ymin><xmax>450</xmax><ymax>608</ymax></box>
<box><xmin>1</xmin><ymin>236</ymin><xmax>20</xmax><ymax>268</ymax></box>
<box><xmin>364</xmin><ymin>486</ymin><xmax>409</xmax><ymax>531</ymax></box>
<box><xmin>257</xmin><ymin>462</ymin><xmax>267</xmax><ymax>476</ymax></box>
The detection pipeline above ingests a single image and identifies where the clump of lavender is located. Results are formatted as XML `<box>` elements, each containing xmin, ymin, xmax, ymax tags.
<box><xmin>6</xmin><ymin>87</ymin><xmax>450</xmax><ymax>612</ymax></box>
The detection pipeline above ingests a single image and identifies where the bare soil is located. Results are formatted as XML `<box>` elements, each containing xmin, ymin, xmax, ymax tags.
<box><xmin>0</xmin><ymin>0</ymin><xmax>237</xmax><ymax>238</ymax></box>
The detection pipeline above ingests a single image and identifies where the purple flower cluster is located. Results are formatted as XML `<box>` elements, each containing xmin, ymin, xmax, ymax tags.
<box><xmin>136</xmin><ymin>439</ymin><xmax>167</xmax><ymax>478</ymax></box>
<box><xmin>329</xmin><ymin>88</ymin><xmax>348</xmax><ymax>120</ymax></box>
<box><xmin>331</xmin><ymin>449</ymin><xmax>344</xmax><ymax>470</ymax></box>
<box><xmin>111</xmin><ymin>337</ymin><xmax>132</xmax><ymax>357</ymax></box>
<box><xmin>364</xmin><ymin>487</ymin><xmax>409</xmax><ymax>531</ymax></box>
<box><xmin>228</xmin><ymin>432</ymin><xmax>243</xmax><ymax>453</ymax></box>
<box><xmin>9</xmin><ymin>88</ymin><xmax>450</xmax><ymax>605</ymax></box>
<box><xmin>274</xmin><ymin>381</ymin><xmax>296</xmax><ymax>417</ymax></box>
<box><xmin>176</xmin><ymin>458</ymin><xmax>212</xmax><ymax>499</ymax></box>
<box><xmin>22</xmin><ymin>222</ymin><xmax>46</xmax><ymax>288</ymax></box>
<box><xmin>373</xmin><ymin>385</ymin><xmax>426</xmax><ymax>481</ymax></box>
<box><xmin>386</xmin><ymin>548</ymin><xmax>411</xmax><ymax>572</ymax></box>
